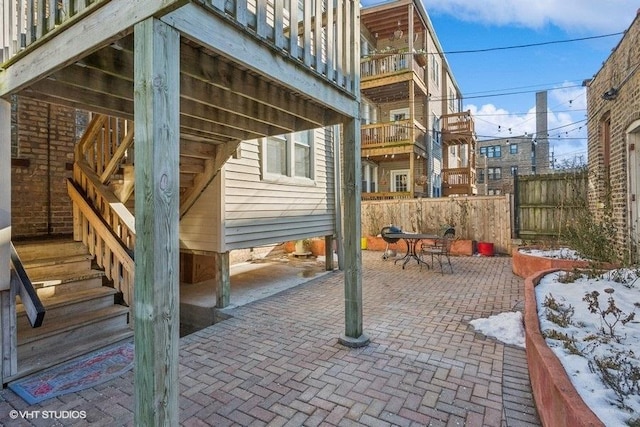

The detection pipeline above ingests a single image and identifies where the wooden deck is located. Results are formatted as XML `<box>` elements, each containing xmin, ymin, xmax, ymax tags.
<box><xmin>1</xmin><ymin>0</ymin><xmax>359</xmax><ymax>130</ymax></box>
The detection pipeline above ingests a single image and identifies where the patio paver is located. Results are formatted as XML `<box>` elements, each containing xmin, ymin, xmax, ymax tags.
<box><xmin>0</xmin><ymin>251</ymin><xmax>541</xmax><ymax>426</ymax></box>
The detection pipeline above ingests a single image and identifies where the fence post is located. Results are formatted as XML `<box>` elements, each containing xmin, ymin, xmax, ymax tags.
<box><xmin>513</xmin><ymin>173</ymin><xmax>520</xmax><ymax>238</ymax></box>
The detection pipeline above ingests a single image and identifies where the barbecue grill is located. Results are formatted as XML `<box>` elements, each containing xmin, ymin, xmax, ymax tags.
<box><xmin>380</xmin><ymin>225</ymin><xmax>402</xmax><ymax>260</ymax></box>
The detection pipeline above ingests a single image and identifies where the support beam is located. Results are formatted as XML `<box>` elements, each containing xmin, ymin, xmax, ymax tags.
<box><xmin>0</xmin><ymin>98</ymin><xmax>10</xmax><ymax>291</ymax></box>
<box><xmin>338</xmin><ymin>118</ymin><xmax>368</xmax><ymax>348</ymax></box>
<box><xmin>215</xmin><ymin>252</ymin><xmax>230</xmax><ymax>309</ymax></box>
<box><xmin>0</xmin><ymin>98</ymin><xmax>14</xmax><ymax>383</ymax></box>
<box><xmin>324</xmin><ymin>235</ymin><xmax>334</xmax><ymax>271</ymax></box>
<box><xmin>133</xmin><ymin>18</ymin><xmax>180</xmax><ymax>427</ymax></box>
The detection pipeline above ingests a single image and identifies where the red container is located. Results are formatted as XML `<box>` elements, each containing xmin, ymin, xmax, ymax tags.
<box><xmin>477</xmin><ymin>242</ymin><xmax>494</xmax><ymax>257</ymax></box>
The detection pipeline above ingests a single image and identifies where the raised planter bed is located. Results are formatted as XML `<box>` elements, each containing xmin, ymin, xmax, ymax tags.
<box><xmin>512</xmin><ymin>247</ymin><xmax>593</xmax><ymax>278</ymax></box>
<box><xmin>524</xmin><ymin>269</ymin><xmax>604</xmax><ymax>427</ymax></box>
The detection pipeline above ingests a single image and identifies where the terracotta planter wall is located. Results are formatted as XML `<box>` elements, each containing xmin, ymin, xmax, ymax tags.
<box><xmin>512</xmin><ymin>248</ymin><xmax>593</xmax><ymax>278</ymax></box>
<box><xmin>524</xmin><ymin>269</ymin><xmax>604</xmax><ymax>427</ymax></box>
<box><xmin>283</xmin><ymin>237</ymin><xmax>477</xmax><ymax>257</ymax></box>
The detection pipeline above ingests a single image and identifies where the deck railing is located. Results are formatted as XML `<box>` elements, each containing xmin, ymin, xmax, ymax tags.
<box><xmin>442</xmin><ymin>167</ymin><xmax>475</xmax><ymax>186</ymax></box>
<box><xmin>361</xmin><ymin>52</ymin><xmax>425</xmax><ymax>80</ymax></box>
<box><xmin>441</xmin><ymin>111</ymin><xmax>475</xmax><ymax>135</ymax></box>
<box><xmin>362</xmin><ymin>120</ymin><xmax>426</xmax><ymax>148</ymax></box>
<box><xmin>197</xmin><ymin>0</ymin><xmax>358</xmax><ymax>93</ymax></box>
<box><xmin>361</xmin><ymin>191</ymin><xmax>411</xmax><ymax>201</ymax></box>
<box><xmin>2</xmin><ymin>0</ymin><xmax>359</xmax><ymax>94</ymax></box>
<box><xmin>0</xmin><ymin>0</ymin><xmax>109</xmax><ymax>63</ymax></box>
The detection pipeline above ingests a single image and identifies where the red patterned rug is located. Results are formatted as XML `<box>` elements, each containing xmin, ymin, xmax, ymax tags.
<box><xmin>9</xmin><ymin>340</ymin><xmax>134</xmax><ymax>404</ymax></box>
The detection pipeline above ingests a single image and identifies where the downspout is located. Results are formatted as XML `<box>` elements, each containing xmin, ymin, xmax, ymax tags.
<box><xmin>333</xmin><ymin>124</ymin><xmax>344</xmax><ymax>270</ymax></box>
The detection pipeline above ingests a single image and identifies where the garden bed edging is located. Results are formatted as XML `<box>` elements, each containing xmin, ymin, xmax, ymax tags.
<box><xmin>512</xmin><ymin>247</ymin><xmax>594</xmax><ymax>278</ymax></box>
<box><xmin>524</xmin><ymin>269</ymin><xmax>604</xmax><ymax>427</ymax></box>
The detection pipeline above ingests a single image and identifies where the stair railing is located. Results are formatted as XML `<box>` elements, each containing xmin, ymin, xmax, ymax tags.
<box><xmin>67</xmin><ymin>179</ymin><xmax>135</xmax><ymax>308</ymax></box>
<box><xmin>70</xmin><ymin>114</ymin><xmax>136</xmax><ymax>307</ymax></box>
<box><xmin>10</xmin><ymin>243</ymin><xmax>45</xmax><ymax>328</ymax></box>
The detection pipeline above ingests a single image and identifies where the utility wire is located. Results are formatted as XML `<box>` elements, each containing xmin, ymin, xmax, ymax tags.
<box><xmin>439</xmin><ymin>31</ymin><xmax>625</xmax><ymax>55</ymax></box>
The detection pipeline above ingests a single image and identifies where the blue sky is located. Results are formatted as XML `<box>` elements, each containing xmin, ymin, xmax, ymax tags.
<box><xmin>361</xmin><ymin>0</ymin><xmax>639</xmax><ymax>165</ymax></box>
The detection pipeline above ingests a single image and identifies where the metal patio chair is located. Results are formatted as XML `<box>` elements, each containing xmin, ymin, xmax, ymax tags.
<box><xmin>421</xmin><ymin>227</ymin><xmax>455</xmax><ymax>273</ymax></box>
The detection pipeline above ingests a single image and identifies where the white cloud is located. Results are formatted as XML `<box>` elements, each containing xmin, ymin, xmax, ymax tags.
<box><xmin>425</xmin><ymin>0</ymin><xmax>638</xmax><ymax>33</ymax></box>
<box><xmin>466</xmin><ymin>84</ymin><xmax>588</xmax><ymax>165</ymax></box>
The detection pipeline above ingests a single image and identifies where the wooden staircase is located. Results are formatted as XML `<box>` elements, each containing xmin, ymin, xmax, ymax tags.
<box><xmin>11</xmin><ymin>239</ymin><xmax>132</xmax><ymax>380</ymax></box>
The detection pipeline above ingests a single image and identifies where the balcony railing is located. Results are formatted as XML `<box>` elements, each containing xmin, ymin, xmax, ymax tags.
<box><xmin>441</xmin><ymin>111</ymin><xmax>475</xmax><ymax>135</ymax></box>
<box><xmin>361</xmin><ymin>52</ymin><xmax>425</xmax><ymax>80</ymax></box>
<box><xmin>362</xmin><ymin>120</ymin><xmax>426</xmax><ymax>148</ymax></box>
<box><xmin>0</xmin><ymin>0</ymin><xmax>107</xmax><ymax>63</ymax></box>
<box><xmin>361</xmin><ymin>191</ymin><xmax>411</xmax><ymax>201</ymax></box>
<box><xmin>1</xmin><ymin>0</ymin><xmax>359</xmax><ymax>94</ymax></box>
<box><xmin>442</xmin><ymin>167</ymin><xmax>476</xmax><ymax>187</ymax></box>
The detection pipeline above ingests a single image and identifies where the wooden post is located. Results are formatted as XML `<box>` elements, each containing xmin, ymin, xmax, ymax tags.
<box><xmin>133</xmin><ymin>18</ymin><xmax>180</xmax><ymax>427</ymax></box>
<box><xmin>324</xmin><ymin>235</ymin><xmax>334</xmax><ymax>271</ymax></box>
<box><xmin>0</xmin><ymin>98</ymin><xmax>15</xmax><ymax>383</ymax></box>
<box><xmin>215</xmin><ymin>251</ymin><xmax>230</xmax><ymax>308</ymax></box>
<box><xmin>338</xmin><ymin>117</ymin><xmax>369</xmax><ymax>348</ymax></box>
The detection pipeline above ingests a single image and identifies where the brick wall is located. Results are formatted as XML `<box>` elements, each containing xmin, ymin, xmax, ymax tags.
<box><xmin>586</xmin><ymin>12</ymin><xmax>640</xmax><ymax>259</ymax></box>
<box><xmin>11</xmin><ymin>97</ymin><xmax>77</xmax><ymax>238</ymax></box>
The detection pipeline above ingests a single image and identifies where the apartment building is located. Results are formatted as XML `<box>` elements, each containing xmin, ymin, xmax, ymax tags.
<box><xmin>359</xmin><ymin>0</ymin><xmax>477</xmax><ymax>199</ymax></box>
<box><xmin>476</xmin><ymin>91</ymin><xmax>551</xmax><ymax>195</ymax></box>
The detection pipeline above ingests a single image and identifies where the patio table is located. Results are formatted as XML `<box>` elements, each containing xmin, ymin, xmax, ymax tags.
<box><xmin>385</xmin><ymin>232</ymin><xmax>439</xmax><ymax>269</ymax></box>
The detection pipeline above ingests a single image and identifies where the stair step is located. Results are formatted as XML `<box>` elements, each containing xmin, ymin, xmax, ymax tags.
<box><xmin>17</xmin><ymin>287</ymin><xmax>117</xmax><ymax>329</ymax></box>
<box><xmin>18</xmin><ymin>305</ymin><xmax>130</xmax><ymax>348</ymax></box>
<box><xmin>13</xmin><ymin>240</ymin><xmax>89</xmax><ymax>262</ymax></box>
<box><xmin>22</xmin><ymin>253</ymin><xmax>93</xmax><ymax>281</ymax></box>
<box><xmin>12</xmin><ymin>331</ymin><xmax>134</xmax><ymax>382</ymax></box>
<box><xmin>29</xmin><ymin>270</ymin><xmax>105</xmax><ymax>298</ymax></box>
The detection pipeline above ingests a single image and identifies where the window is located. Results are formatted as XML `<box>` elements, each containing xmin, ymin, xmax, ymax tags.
<box><xmin>480</xmin><ymin>145</ymin><xmax>501</xmax><ymax>158</ymax></box>
<box><xmin>263</xmin><ymin>131</ymin><xmax>314</xmax><ymax>180</ymax></box>
<box><xmin>266</xmin><ymin>136</ymin><xmax>288</xmax><ymax>175</ymax></box>
<box><xmin>362</xmin><ymin>163</ymin><xmax>378</xmax><ymax>193</ymax></box>
<box><xmin>511</xmin><ymin>166</ymin><xmax>518</xmax><ymax>176</ymax></box>
<box><xmin>390</xmin><ymin>107</ymin><xmax>409</xmax><ymax>122</ymax></box>
<box><xmin>448</xmin><ymin>88</ymin><xmax>455</xmax><ymax>111</ymax></box>
<box><xmin>509</xmin><ymin>143</ymin><xmax>518</xmax><ymax>154</ymax></box>
<box><xmin>477</xmin><ymin>169</ymin><xmax>485</xmax><ymax>183</ymax></box>
<box><xmin>391</xmin><ymin>170</ymin><xmax>410</xmax><ymax>192</ymax></box>
<box><xmin>431</xmin><ymin>56</ymin><xmax>439</xmax><ymax>86</ymax></box>
<box><xmin>488</xmin><ymin>167</ymin><xmax>501</xmax><ymax>180</ymax></box>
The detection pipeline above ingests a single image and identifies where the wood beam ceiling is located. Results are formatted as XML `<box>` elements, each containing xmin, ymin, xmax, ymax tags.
<box><xmin>21</xmin><ymin>34</ymin><xmax>337</xmax><ymax>145</ymax></box>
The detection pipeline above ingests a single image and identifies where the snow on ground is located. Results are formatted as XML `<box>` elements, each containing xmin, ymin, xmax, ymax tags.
<box><xmin>470</xmin><ymin>251</ymin><xmax>640</xmax><ymax>427</ymax></box>
<box><xmin>519</xmin><ymin>247</ymin><xmax>586</xmax><ymax>260</ymax></box>
<box><xmin>469</xmin><ymin>312</ymin><xmax>526</xmax><ymax>348</ymax></box>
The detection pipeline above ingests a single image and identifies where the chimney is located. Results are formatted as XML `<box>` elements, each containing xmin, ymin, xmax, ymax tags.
<box><xmin>535</xmin><ymin>91</ymin><xmax>549</xmax><ymax>172</ymax></box>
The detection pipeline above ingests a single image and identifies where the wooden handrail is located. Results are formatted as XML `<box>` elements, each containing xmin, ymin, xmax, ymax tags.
<box><xmin>9</xmin><ymin>243</ymin><xmax>45</xmax><ymax>328</ymax></box>
<box><xmin>74</xmin><ymin>161</ymin><xmax>136</xmax><ymax>251</ymax></box>
<box><xmin>67</xmin><ymin>179</ymin><xmax>135</xmax><ymax>307</ymax></box>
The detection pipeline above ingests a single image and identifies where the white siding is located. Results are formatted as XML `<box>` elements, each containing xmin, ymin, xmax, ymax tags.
<box><xmin>178</xmin><ymin>128</ymin><xmax>336</xmax><ymax>252</ymax></box>
<box><xmin>179</xmin><ymin>172</ymin><xmax>224</xmax><ymax>253</ymax></box>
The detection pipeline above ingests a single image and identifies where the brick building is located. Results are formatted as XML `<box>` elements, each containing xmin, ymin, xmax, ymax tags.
<box><xmin>476</xmin><ymin>91</ymin><xmax>550</xmax><ymax>195</ymax></box>
<box><xmin>10</xmin><ymin>96</ymin><xmax>79</xmax><ymax>238</ymax></box>
<box><xmin>586</xmin><ymin>10</ymin><xmax>640</xmax><ymax>260</ymax></box>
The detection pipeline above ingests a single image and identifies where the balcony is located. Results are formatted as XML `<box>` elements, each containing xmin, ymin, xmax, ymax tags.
<box><xmin>361</xmin><ymin>52</ymin><xmax>426</xmax><ymax>81</ymax></box>
<box><xmin>441</xmin><ymin>111</ymin><xmax>475</xmax><ymax>146</ymax></box>
<box><xmin>442</xmin><ymin>167</ymin><xmax>477</xmax><ymax>197</ymax></box>
<box><xmin>361</xmin><ymin>119</ymin><xmax>426</xmax><ymax>155</ymax></box>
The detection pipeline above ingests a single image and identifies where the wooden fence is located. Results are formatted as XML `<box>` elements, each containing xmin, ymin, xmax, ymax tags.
<box><xmin>361</xmin><ymin>195</ymin><xmax>513</xmax><ymax>254</ymax></box>
<box><xmin>514</xmin><ymin>171</ymin><xmax>588</xmax><ymax>240</ymax></box>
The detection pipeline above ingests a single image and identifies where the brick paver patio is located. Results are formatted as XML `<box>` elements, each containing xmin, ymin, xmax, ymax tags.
<box><xmin>0</xmin><ymin>252</ymin><xmax>541</xmax><ymax>426</ymax></box>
